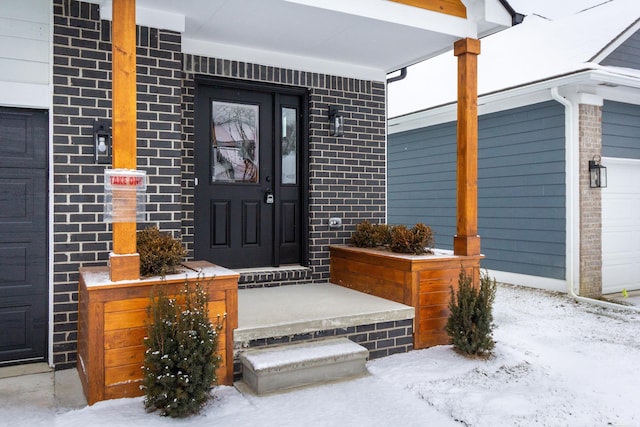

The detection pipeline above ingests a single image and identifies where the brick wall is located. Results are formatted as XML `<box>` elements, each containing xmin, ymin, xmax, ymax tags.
<box><xmin>181</xmin><ymin>55</ymin><xmax>387</xmax><ymax>282</ymax></box>
<box><xmin>52</xmin><ymin>0</ymin><xmax>386</xmax><ymax>368</ymax></box>
<box><xmin>52</xmin><ymin>0</ymin><xmax>183</xmax><ymax>368</ymax></box>
<box><xmin>578</xmin><ymin>103</ymin><xmax>603</xmax><ymax>297</ymax></box>
<box><xmin>237</xmin><ymin>267</ymin><xmax>313</xmax><ymax>289</ymax></box>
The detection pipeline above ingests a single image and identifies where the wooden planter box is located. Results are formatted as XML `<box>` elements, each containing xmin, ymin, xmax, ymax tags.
<box><xmin>77</xmin><ymin>261</ymin><xmax>239</xmax><ymax>405</ymax></box>
<box><xmin>330</xmin><ymin>245</ymin><xmax>482</xmax><ymax>349</ymax></box>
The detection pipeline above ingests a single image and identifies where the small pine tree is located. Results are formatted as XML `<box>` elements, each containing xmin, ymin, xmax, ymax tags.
<box><xmin>142</xmin><ymin>282</ymin><xmax>224</xmax><ymax>417</ymax></box>
<box><xmin>445</xmin><ymin>269</ymin><xmax>497</xmax><ymax>357</ymax></box>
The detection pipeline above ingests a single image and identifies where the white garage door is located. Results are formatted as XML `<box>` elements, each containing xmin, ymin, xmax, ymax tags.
<box><xmin>602</xmin><ymin>157</ymin><xmax>640</xmax><ymax>294</ymax></box>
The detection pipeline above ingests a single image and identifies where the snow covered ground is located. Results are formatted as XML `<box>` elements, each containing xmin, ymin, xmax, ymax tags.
<box><xmin>38</xmin><ymin>284</ymin><xmax>639</xmax><ymax>427</ymax></box>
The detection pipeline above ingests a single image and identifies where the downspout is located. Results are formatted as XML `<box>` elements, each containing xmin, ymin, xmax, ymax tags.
<box><xmin>385</xmin><ymin>67</ymin><xmax>408</xmax><ymax>224</ymax></box>
<box><xmin>551</xmin><ymin>87</ymin><xmax>640</xmax><ymax>312</ymax></box>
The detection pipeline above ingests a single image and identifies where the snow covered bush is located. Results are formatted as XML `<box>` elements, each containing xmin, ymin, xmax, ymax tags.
<box><xmin>446</xmin><ymin>269</ymin><xmax>496</xmax><ymax>357</ymax></box>
<box><xmin>142</xmin><ymin>282</ymin><xmax>224</xmax><ymax>417</ymax></box>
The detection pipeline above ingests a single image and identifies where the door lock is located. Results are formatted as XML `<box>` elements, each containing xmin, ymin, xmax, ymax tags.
<box><xmin>265</xmin><ymin>189</ymin><xmax>274</xmax><ymax>204</ymax></box>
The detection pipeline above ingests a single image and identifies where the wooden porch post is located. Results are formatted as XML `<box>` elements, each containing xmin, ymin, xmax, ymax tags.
<box><xmin>110</xmin><ymin>0</ymin><xmax>139</xmax><ymax>281</ymax></box>
<box><xmin>453</xmin><ymin>38</ymin><xmax>481</xmax><ymax>257</ymax></box>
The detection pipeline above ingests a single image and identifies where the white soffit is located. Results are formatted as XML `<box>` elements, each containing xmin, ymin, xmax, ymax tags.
<box><xmin>283</xmin><ymin>0</ymin><xmax>477</xmax><ymax>37</ymax></box>
<box><xmin>98</xmin><ymin>1</ymin><xmax>186</xmax><ymax>33</ymax></box>
<box><xmin>89</xmin><ymin>0</ymin><xmax>511</xmax><ymax>80</ymax></box>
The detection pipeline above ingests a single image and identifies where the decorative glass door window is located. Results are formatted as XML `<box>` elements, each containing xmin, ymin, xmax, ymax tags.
<box><xmin>211</xmin><ymin>101</ymin><xmax>259</xmax><ymax>183</ymax></box>
<box><xmin>281</xmin><ymin>107</ymin><xmax>297</xmax><ymax>185</ymax></box>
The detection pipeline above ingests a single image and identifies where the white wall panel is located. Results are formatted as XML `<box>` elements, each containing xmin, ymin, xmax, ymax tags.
<box><xmin>0</xmin><ymin>0</ymin><xmax>50</xmax><ymax>106</ymax></box>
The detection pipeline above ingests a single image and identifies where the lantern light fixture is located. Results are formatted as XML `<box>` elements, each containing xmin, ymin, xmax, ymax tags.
<box><xmin>93</xmin><ymin>119</ymin><xmax>112</xmax><ymax>164</ymax></box>
<box><xmin>589</xmin><ymin>155</ymin><xmax>607</xmax><ymax>188</ymax></box>
<box><xmin>328</xmin><ymin>105</ymin><xmax>344</xmax><ymax>137</ymax></box>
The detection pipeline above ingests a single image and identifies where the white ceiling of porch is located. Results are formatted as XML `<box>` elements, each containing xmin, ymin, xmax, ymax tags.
<box><xmin>94</xmin><ymin>0</ymin><xmax>512</xmax><ymax>80</ymax></box>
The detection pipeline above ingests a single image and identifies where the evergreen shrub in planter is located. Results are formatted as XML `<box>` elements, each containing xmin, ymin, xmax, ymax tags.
<box><xmin>445</xmin><ymin>269</ymin><xmax>497</xmax><ymax>357</ymax></box>
<box><xmin>142</xmin><ymin>282</ymin><xmax>224</xmax><ymax>417</ymax></box>
<box><xmin>334</xmin><ymin>220</ymin><xmax>485</xmax><ymax>349</ymax></box>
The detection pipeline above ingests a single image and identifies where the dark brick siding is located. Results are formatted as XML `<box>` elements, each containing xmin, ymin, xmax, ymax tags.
<box><xmin>52</xmin><ymin>0</ymin><xmax>182</xmax><ymax>368</ymax></box>
<box><xmin>237</xmin><ymin>268</ymin><xmax>314</xmax><ymax>289</ymax></box>
<box><xmin>52</xmin><ymin>0</ymin><xmax>386</xmax><ymax>368</ymax></box>
<box><xmin>180</xmin><ymin>55</ymin><xmax>387</xmax><ymax>282</ymax></box>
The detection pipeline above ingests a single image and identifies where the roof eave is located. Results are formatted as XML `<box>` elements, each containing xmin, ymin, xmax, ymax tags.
<box><xmin>389</xmin><ymin>67</ymin><xmax>640</xmax><ymax>133</ymax></box>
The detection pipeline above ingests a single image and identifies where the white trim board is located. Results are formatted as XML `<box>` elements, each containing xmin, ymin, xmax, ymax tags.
<box><xmin>487</xmin><ymin>270</ymin><xmax>567</xmax><ymax>294</ymax></box>
<box><xmin>0</xmin><ymin>82</ymin><xmax>49</xmax><ymax>109</ymax></box>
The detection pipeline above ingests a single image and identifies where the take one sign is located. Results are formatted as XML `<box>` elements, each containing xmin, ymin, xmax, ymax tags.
<box><xmin>103</xmin><ymin>169</ymin><xmax>147</xmax><ymax>223</ymax></box>
<box><xmin>104</xmin><ymin>169</ymin><xmax>147</xmax><ymax>191</ymax></box>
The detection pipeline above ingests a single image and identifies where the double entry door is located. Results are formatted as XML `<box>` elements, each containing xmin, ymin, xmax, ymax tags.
<box><xmin>194</xmin><ymin>79</ymin><xmax>307</xmax><ymax>269</ymax></box>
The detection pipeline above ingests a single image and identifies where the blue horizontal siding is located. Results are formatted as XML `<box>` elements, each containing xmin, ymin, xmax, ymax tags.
<box><xmin>388</xmin><ymin>101</ymin><xmax>566</xmax><ymax>279</ymax></box>
<box><xmin>601</xmin><ymin>29</ymin><xmax>640</xmax><ymax>70</ymax></box>
<box><xmin>602</xmin><ymin>101</ymin><xmax>640</xmax><ymax>159</ymax></box>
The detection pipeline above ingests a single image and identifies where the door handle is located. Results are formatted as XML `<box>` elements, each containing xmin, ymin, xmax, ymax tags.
<box><xmin>265</xmin><ymin>189</ymin><xmax>274</xmax><ymax>204</ymax></box>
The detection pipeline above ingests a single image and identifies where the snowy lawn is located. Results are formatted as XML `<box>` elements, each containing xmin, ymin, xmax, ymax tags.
<box><xmin>53</xmin><ymin>285</ymin><xmax>640</xmax><ymax>426</ymax></box>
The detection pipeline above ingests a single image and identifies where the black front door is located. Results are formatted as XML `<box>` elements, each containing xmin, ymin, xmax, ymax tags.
<box><xmin>0</xmin><ymin>108</ymin><xmax>48</xmax><ymax>365</ymax></box>
<box><xmin>194</xmin><ymin>80</ymin><xmax>306</xmax><ymax>268</ymax></box>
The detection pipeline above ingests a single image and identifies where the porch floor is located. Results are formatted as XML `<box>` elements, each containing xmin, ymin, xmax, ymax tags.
<box><xmin>234</xmin><ymin>283</ymin><xmax>414</xmax><ymax>343</ymax></box>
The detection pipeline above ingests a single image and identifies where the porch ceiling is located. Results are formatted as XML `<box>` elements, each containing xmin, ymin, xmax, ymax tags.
<box><xmin>94</xmin><ymin>0</ymin><xmax>512</xmax><ymax>80</ymax></box>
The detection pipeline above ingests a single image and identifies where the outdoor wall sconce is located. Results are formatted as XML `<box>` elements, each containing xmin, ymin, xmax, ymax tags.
<box><xmin>329</xmin><ymin>105</ymin><xmax>344</xmax><ymax>137</ymax></box>
<box><xmin>589</xmin><ymin>155</ymin><xmax>607</xmax><ymax>188</ymax></box>
<box><xmin>93</xmin><ymin>119</ymin><xmax>112</xmax><ymax>164</ymax></box>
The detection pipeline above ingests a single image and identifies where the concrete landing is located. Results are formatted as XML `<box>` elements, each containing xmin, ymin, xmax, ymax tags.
<box><xmin>0</xmin><ymin>364</ymin><xmax>87</xmax><ymax>418</ymax></box>
<box><xmin>234</xmin><ymin>283</ymin><xmax>415</xmax><ymax>342</ymax></box>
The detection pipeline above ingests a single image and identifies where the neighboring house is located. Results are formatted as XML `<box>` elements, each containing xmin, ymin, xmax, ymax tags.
<box><xmin>0</xmin><ymin>1</ymin><xmax>513</xmax><ymax>369</ymax></box>
<box><xmin>388</xmin><ymin>0</ymin><xmax>640</xmax><ymax>298</ymax></box>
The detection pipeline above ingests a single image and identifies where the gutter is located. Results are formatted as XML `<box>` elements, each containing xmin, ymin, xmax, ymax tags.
<box><xmin>550</xmin><ymin>87</ymin><xmax>640</xmax><ymax>313</ymax></box>
<box><xmin>387</xmin><ymin>67</ymin><xmax>407</xmax><ymax>84</ymax></box>
<box><xmin>497</xmin><ymin>0</ymin><xmax>525</xmax><ymax>26</ymax></box>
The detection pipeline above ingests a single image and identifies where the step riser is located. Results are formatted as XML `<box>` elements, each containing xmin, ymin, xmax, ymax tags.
<box><xmin>237</xmin><ymin>267</ymin><xmax>313</xmax><ymax>289</ymax></box>
<box><xmin>240</xmin><ymin>338</ymin><xmax>368</xmax><ymax>395</ymax></box>
<box><xmin>233</xmin><ymin>319</ymin><xmax>414</xmax><ymax>381</ymax></box>
<box><xmin>243</xmin><ymin>358</ymin><xmax>367</xmax><ymax>395</ymax></box>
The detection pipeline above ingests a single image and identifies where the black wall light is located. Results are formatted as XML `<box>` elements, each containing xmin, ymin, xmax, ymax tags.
<box><xmin>328</xmin><ymin>106</ymin><xmax>344</xmax><ymax>137</ymax></box>
<box><xmin>589</xmin><ymin>155</ymin><xmax>607</xmax><ymax>188</ymax></box>
<box><xmin>93</xmin><ymin>119</ymin><xmax>111</xmax><ymax>164</ymax></box>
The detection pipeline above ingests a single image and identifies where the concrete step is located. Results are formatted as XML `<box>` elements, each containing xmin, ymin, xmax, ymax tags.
<box><xmin>240</xmin><ymin>337</ymin><xmax>369</xmax><ymax>395</ymax></box>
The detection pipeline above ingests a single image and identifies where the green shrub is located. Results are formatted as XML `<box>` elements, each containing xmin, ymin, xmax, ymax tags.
<box><xmin>389</xmin><ymin>223</ymin><xmax>434</xmax><ymax>255</ymax></box>
<box><xmin>137</xmin><ymin>226</ymin><xmax>187</xmax><ymax>277</ymax></box>
<box><xmin>445</xmin><ymin>269</ymin><xmax>497</xmax><ymax>357</ymax></box>
<box><xmin>142</xmin><ymin>282</ymin><xmax>224</xmax><ymax>418</ymax></box>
